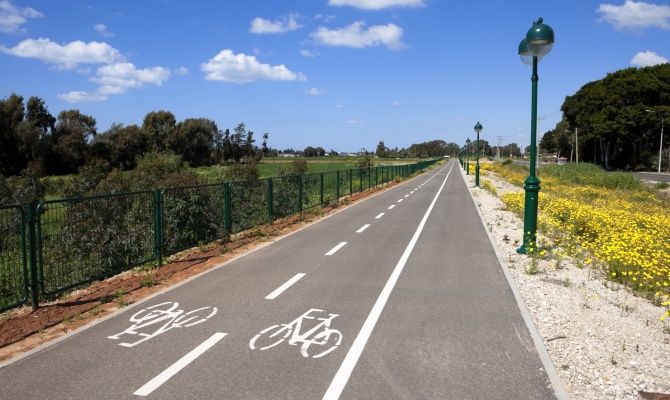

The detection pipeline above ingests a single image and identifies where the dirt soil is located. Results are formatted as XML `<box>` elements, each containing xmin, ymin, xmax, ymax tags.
<box><xmin>0</xmin><ymin>178</ymin><xmax>408</xmax><ymax>363</ymax></box>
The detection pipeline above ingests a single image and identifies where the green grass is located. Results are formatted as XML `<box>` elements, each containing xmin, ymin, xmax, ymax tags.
<box><xmin>539</xmin><ymin>163</ymin><xmax>642</xmax><ymax>190</ymax></box>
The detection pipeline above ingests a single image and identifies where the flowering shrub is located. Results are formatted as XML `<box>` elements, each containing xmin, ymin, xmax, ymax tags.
<box><xmin>489</xmin><ymin>163</ymin><xmax>670</xmax><ymax>320</ymax></box>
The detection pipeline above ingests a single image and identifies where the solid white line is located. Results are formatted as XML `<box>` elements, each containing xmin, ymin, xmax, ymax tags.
<box><xmin>388</xmin><ymin>205</ymin><xmax>395</xmax><ymax>210</ymax></box>
<box><xmin>325</xmin><ymin>242</ymin><xmax>347</xmax><ymax>256</ymax></box>
<box><xmin>134</xmin><ymin>332</ymin><xmax>227</xmax><ymax>396</ymax></box>
<box><xmin>356</xmin><ymin>224</ymin><xmax>371</xmax><ymax>233</ymax></box>
<box><xmin>374</xmin><ymin>212</ymin><xmax>385</xmax><ymax>219</ymax></box>
<box><xmin>397</xmin><ymin>199</ymin><xmax>403</xmax><ymax>203</ymax></box>
<box><xmin>265</xmin><ymin>273</ymin><xmax>306</xmax><ymax>300</ymax></box>
<box><xmin>322</xmin><ymin>161</ymin><xmax>454</xmax><ymax>400</ymax></box>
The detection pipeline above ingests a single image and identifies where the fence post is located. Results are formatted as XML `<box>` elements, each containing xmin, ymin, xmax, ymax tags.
<box><xmin>267</xmin><ymin>178</ymin><xmax>273</xmax><ymax>223</ymax></box>
<box><xmin>336</xmin><ymin>171</ymin><xmax>340</xmax><ymax>202</ymax></box>
<box><xmin>349</xmin><ymin>170</ymin><xmax>353</xmax><ymax>195</ymax></box>
<box><xmin>153</xmin><ymin>190</ymin><xmax>163</xmax><ymax>267</ymax></box>
<box><xmin>26</xmin><ymin>202</ymin><xmax>39</xmax><ymax>309</ymax></box>
<box><xmin>298</xmin><ymin>175</ymin><xmax>303</xmax><ymax>213</ymax></box>
<box><xmin>375</xmin><ymin>167</ymin><xmax>378</xmax><ymax>186</ymax></box>
<box><xmin>223</xmin><ymin>182</ymin><xmax>232</xmax><ymax>234</ymax></box>
<box><xmin>368</xmin><ymin>167</ymin><xmax>371</xmax><ymax>189</ymax></box>
<box><xmin>319</xmin><ymin>173</ymin><xmax>324</xmax><ymax>207</ymax></box>
<box><xmin>359</xmin><ymin>169</ymin><xmax>363</xmax><ymax>193</ymax></box>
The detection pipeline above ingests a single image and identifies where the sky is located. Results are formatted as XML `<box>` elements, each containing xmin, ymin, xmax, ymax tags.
<box><xmin>0</xmin><ymin>0</ymin><xmax>669</xmax><ymax>152</ymax></box>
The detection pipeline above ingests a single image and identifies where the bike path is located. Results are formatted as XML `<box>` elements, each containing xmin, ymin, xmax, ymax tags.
<box><xmin>0</xmin><ymin>164</ymin><xmax>451</xmax><ymax>399</ymax></box>
<box><xmin>340</xmin><ymin>165</ymin><xmax>556</xmax><ymax>399</ymax></box>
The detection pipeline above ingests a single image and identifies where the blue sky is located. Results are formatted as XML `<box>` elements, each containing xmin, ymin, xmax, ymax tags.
<box><xmin>1</xmin><ymin>0</ymin><xmax>669</xmax><ymax>152</ymax></box>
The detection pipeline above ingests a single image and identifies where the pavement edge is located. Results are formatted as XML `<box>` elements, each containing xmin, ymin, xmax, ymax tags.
<box><xmin>459</xmin><ymin>166</ymin><xmax>571</xmax><ymax>400</ymax></box>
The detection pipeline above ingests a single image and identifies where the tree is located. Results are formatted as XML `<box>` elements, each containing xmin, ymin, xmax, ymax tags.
<box><xmin>142</xmin><ymin>111</ymin><xmax>176</xmax><ymax>151</ymax></box>
<box><xmin>375</xmin><ymin>141</ymin><xmax>389</xmax><ymax>158</ymax></box>
<box><xmin>560</xmin><ymin>63</ymin><xmax>670</xmax><ymax>169</ymax></box>
<box><xmin>0</xmin><ymin>94</ymin><xmax>25</xmax><ymax>175</ymax></box>
<box><xmin>168</xmin><ymin>118</ymin><xmax>217</xmax><ymax>167</ymax></box>
<box><xmin>50</xmin><ymin>110</ymin><xmax>97</xmax><ymax>174</ymax></box>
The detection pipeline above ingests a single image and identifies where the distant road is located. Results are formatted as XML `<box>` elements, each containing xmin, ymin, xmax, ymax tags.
<box><xmin>632</xmin><ymin>172</ymin><xmax>670</xmax><ymax>183</ymax></box>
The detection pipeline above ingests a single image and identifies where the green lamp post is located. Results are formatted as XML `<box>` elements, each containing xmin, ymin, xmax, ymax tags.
<box><xmin>466</xmin><ymin>138</ymin><xmax>471</xmax><ymax>175</ymax></box>
<box><xmin>474</xmin><ymin>122</ymin><xmax>483</xmax><ymax>187</ymax></box>
<box><xmin>516</xmin><ymin>17</ymin><xmax>554</xmax><ymax>255</ymax></box>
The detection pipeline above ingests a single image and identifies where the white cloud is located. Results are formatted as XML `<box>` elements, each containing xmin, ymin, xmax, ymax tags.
<box><xmin>92</xmin><ymin>62</ymin><xmax>170</xmax><ymax>95</ymax></box>
<box><xmin>300</xmin><ymin>49</ymin><xmax>317</xmax><ymax>57</ymax></box>
<box><xmin>0</xmin><ymin>0</ymin><xmax>43</xmax><ymax>33</ymax></box>
<box><xmin>329</xmin><ymin>0</ymin><xmax>424</xmax><ymax>10</ymax></box>
<box><xmin>58</xmin><ymin>62</ymin><xmax>171</xmax><ymax>103</ymax></box>
<box><xmin>305</xmin><ymin>87</ymin><xmax>326</xmax><ymax>95</ymax></box>
<box><xmin>201</xmin><ymin>49</ymin><xmax>306</xmax><ymax>83</ymax></box>
<box><xmin>58</xmin><ymin>91</ymin><xmax>106</xmax><ymax>103</ymax></box>
<box><xmin>346</xmin><ymin>118</ymin><xmax>364</xmax><ymax>124</ymax></box>
<box><xmin>310</xmin><ymin>21</ymin><xmax>405</xmax><ymax>49</ymax></box>
<box><xmin>392</xmin><ymin>100</ymin><xmax>400</xmax><ymax>107</ymax></box>
<box><xmin>0</xmin><ymin>37</ymin><xmax>123</xmax><ymax>69</ymax></box>
<box><xmin>93</xmin><ymin>23</ymin><xmax>114</xmax><ymax>37</ymax></box>
<box><xmin>174</xmin><ymin>66</ymin><xmax>188</xmax><ymax>75</ymax></box>
<box><xmin>597</xmin><ymin>1</ymin><xmax>670</xmax><ymax>30</ymax></box>
<box><xmin>250</xmin><ymin>13</ymin><xmax>302</xmax><ymax>34</ymax></box>
<box><xmin>631</xmin><ymin>50</ymin><xmax>668</xmax><ymax>66</ymax></box>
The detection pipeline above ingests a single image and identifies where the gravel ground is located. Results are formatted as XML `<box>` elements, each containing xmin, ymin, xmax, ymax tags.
<box><xmin>461</xmin><ymin>166</ymin><xmax>670</xmax><ymax>400</ymax></box>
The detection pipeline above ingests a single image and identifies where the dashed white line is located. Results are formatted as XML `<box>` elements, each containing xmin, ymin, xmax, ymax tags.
<box><xmin>397</xmin><ymin>199</ymin><xmax>403</xmax><ymax>203</ymax></box>
<box><xmin>356</xmin><ymin>224</ymin><xmax>371</xmax><ymax>233</ymax></box>
<box><xmin>265</xmin><ymin>273</ymin><xmax>306</xmax><ymax>300</ymax></box>
<box><xmin>322</xmin><ymin>162</ymin><xmax>454</xmax><ymax>400</ymax></box>
<box><xmin>375</xmin><ymin>212</ymin><xmax>385</xmax><ymax>219</ymax></box>
<box><xmin>325</xmin><ymin>242</ymin><xmax>347</xmax><ymax>256</ymax></box>
<box><xmin>388</xmin><ymin>205</ymin><xmax>396</xmax><ymax>210</ymax></box>
<box><xmin>410</xmin><ymin>191</ymin><xmax>415</xmax><ymax>194</ymax></box>
<box><xmin>134</xmin><ymin>332</ymin><xmax>227</xmax><ymax>397</ymax></box>
<box><xmin>404</xmin><ymin>195</ymin><xmax>409</xmax><ymax>198</ymax></box>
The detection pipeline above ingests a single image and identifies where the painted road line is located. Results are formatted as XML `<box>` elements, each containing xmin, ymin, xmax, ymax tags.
<box><xmin>404</xmin><ymin>195</ymin><xmax>409</xmax><ymax>198</ymax></box>
<box><xmin>388</xmin><ymin>205</ymin><xmax>396</xmax><ymax>210</ymax></box>
<box><xmin>410</xmin><ymin>191</ymin><xmax>415</xmax><ymax>194</ymax></box>
<box><xmin>397</xmin><ymin>199</ymin><xmax>403</xmax><ymax>203</ymax></box>
<box><xmin>356</xmin><ymin>224</ymin><xmax>371</xmax><ymax>233</ymax></box>
<box><xmin>322</xmin><ymin>161</ymin><xmax>454</xmax><ymax>400</ymax></box>
<box><xmin>265</xmin><ymin>273</ymin><xmax>306</xmax><ymax>300</ymax></box>
<box><xmin>325</xmin><ymin>242</ymin><xmax>347</xmax><ymax>256</ymax></box>
<box><xmin>134</xmin><ymin>332</ymin><xmax>227</xmax><ymax>397</ymax></box>
<box><xmin>375</xmin><ymin>212</ymin><xmax>385</xmax><ymax>219</ymax></box>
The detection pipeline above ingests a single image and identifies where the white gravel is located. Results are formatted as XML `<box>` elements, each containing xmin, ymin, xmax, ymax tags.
<box><xmin>461</xmin><ymin>166</ymin><xmax>670</xmax><ymax>400</ymax></box>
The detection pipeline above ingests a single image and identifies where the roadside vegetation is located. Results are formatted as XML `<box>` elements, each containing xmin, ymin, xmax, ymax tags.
<box><xmin>481</xmin><ymin>162</ymin><xmax>670</xmax><ymax>321</ymax></box>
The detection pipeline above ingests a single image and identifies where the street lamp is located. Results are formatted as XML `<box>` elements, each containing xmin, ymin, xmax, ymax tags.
<box><xmin>516</xmin><ymin>17</ymin><xmax>555</xmax><ymax>255</ymax></box>
<box><xmin>474</xmin><ymin>122</ymin><xmax>483</xmax><ymax>187</ymax></box>
<box><xmin>466</xmin><ymin>138</ymin><xmax>471</xmax><ymax>175</ymax></box>
<box><xmin>646</xmin><ymin>109</ymin><xmax>665</xmax><ymax>173</ymax></box>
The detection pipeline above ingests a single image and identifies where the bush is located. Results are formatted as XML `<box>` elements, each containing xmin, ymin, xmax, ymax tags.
<box><xmin>540</xmin><ymin>163</ymin><xmax>641</xmax><ymax>190</ymax></box>
<box><xmin>501</xmin><ymin>159</ymin><xmax>513</xmax><ymax>166</ymax></box>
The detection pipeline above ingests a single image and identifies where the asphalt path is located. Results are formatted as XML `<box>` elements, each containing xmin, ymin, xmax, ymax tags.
<box><xmin>632</xmin><ymin>171</ymin><xmax>670</xmax><ymax>183</ymax></box>
<box><xmin>0</xmin><ymin>160</ymin><xmax>559</xmax><ymax>399</ymax></box>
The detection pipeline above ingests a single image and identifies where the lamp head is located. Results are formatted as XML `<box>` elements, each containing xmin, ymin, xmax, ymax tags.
<box><xmin>466</xmin><ymin>138</ymin><xmax>471</xmax><ymax>145</ymax></box>
<box><xmin>525</xmin><ymin>17</ymin><xmax>554</xmax><ymax>57</ymax></box>
<box><xmin>474</xmin><ymin>122</ymin><xmax>483</xmax><ymax>135</ymax></box>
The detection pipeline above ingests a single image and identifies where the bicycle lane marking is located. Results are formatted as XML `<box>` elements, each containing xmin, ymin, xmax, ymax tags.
<box><xmin>133</xmin><ymin>332</ymin><xmax>227</xmax><ymax>397</ymax></box>
<box><xmin>107</xmin><ymin>302</ymin><xmax>218</xmax><ymax>348</ymax></box>
<box><xmin>322</xmin><ymin>160</ymin><xmax>455</xmax><ymax>400</ymax></box>
<box><xmin>265</xmin><ymin>273</ymin><xmax>306</xmax><ymax>300</ymax></box>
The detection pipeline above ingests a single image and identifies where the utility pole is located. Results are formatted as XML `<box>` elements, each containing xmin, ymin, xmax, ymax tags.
<box><xmin>496</xmin><ymin>136</ymin><xmax>503</xmax><ymax>160</ymax></box>
<box><xmin>575</xmin><ymin>127</ymin><xmax>579</xmax><ymax>164</ymax></box>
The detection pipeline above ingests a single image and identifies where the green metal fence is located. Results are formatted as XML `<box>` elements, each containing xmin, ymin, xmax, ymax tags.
<box><xmin>0</xmin><ymin>205</ymin><xmax>27</xmax><ymax>311</ymax></box>
<box><xmin>0</xmin><ymin>159</ymin><xmax>439</xmax><ymax>310</ymax></box>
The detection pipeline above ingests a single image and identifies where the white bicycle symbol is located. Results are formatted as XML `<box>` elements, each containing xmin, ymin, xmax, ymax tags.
<box><xmin>249</xmin><ymin>308</ymin><xmax>342</xmax><ymax>359</ymax></box>
<box><xmin>107</xmin><ymin>301</ymin><xmax>218</xmax><ymax>347</ymax></box>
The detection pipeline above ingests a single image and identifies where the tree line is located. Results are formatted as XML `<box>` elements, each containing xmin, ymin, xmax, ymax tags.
<box><xmin>541</xmin><ymin>63</ymin><xmax>670</xmax><ymax>170</ymax></box>
<box><xmin>0</xmin><ymin>93</ymin><xmax>276</xmax><ymax>177</ymax></box>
